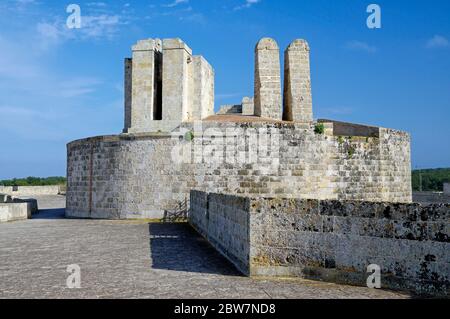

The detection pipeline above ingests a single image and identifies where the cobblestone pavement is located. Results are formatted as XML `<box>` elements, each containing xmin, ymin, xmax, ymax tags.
<box><xmin>0</xmin><ymin>196</ymin><xmax>411</xmax><ymax>299</ymax></box>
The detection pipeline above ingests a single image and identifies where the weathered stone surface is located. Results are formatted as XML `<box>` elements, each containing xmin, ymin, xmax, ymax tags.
<box><xmin>217</xmin><ymin>105</ymin><xmax>242</xmax><ymax>115</ymax></box>
<box><xmin>128</xmin><ymin>39</ymin><xmax>162</xmax><ymax>133</ymax></box>
<box><xmin>67</xmin><ymin>121</ymin><xmax>412</xmax><ymax>219</ymax></box>
<box><xmin>0</xmin><ymin>202</ymin><xmax>32</xmax><ymax>222</ymax></box>
<box><xmin>0</xmin><ymin>186</ymin><xmax>61</xmax><ymax>196</ymax></box>
<box><xmin>413</xmin><ymin>191</ymin><xmax>450</xmax><ymax>204</ymax></box>
<box><xmin>254</xmin><ymin>38</ymin><xmax>282</xmax><ymax>120</ymax></box>
<box><xmin>123</xmin><ymin>58</ymin><xmax>132</xmax><ymax>132</ymax></box>
<box><xmin>242</xmin><ymin>97</ymin><xmax>254</xmax><ymax>116</ymax></box>
<box><xmin>283</xmin><ymin>39</ymin><xmax>313</xmax><ymax>122</ymax></box>
<box><xmin>190</xmin><ymin>191</ymin><xmax>450</xmax><ymax>296</ymax></box>
<box><xmin>444</xmin><ymin>183</ymin><xmax>450</xmax><ymax>195</ymax></box>
<box><xmin>190</xmin><ymin>55</ymin><xmax>215</xmax><ymax>120</ymax></box>
<box><xmin>162</xmin><ymin>38</ymin><xmax>191</xmax><ymax>123</ymax></box>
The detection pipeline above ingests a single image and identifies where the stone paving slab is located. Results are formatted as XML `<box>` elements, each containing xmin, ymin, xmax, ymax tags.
<box><xmin>0</xmin><ymin>196</ymin><xmax>410</xmax><ymax>299</ymax></box>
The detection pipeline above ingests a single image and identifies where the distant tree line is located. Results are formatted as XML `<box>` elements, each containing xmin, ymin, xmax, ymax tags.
<box><xmin>0</xmin><ymin>176</ymin><xmax>67</xmax><ymax>186</ymax></box>
<box><xmin>1</xmin><ymin>169</ymin><xmax>448</xmax><ymax>191</ymax></box>
<box><xmin>412</xmin><ymin>168</ymin><xmax>450</xmax><ymax>192</ymax></box>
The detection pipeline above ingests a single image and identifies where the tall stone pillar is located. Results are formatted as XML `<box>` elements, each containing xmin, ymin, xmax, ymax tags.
<box><xmin>190</xmin><ymin>56</ymin><xmax>215</xmax><ymax>120</ymax></box>
<box><xmin>162</xmin><ymin>38</ymin><xmax>192</xmax><ymax>122</ymax></box>
<box><xmin>283</xmin><ymin>39</ymin><xmax>313</xmax><ymax>122</ymax></box>
<box><xmin>123</xmin><ymin>58</ymin><xmax>132</xmax><ymax>132</ymax></box>
<box><xmin>254</xmin><ymin>38</ymin><xmax>282</xmax><ymax>120</ymax></box>
<box><xmin>129</xmin><ymin>39</ymin><xmax>162</xmax><ymax>133</ymax></box>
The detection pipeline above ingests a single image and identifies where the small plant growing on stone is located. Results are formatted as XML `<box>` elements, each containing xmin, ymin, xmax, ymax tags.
<box><xmin>347</xmin><ymin>146</ymin><xmax>356</xmax><ymax>158</ymax></box>
<box><xmin>338</xmin><ymin>136</ymin><xmax>344</xmax><ymax>144</ymax></box>
<box><xmin>184</xmin><ymin>131</ymin><xmax>194</xmax><ymax>142</ymax></box>
<box><xmin>314</xmin><ymin>123</ymin><xmax>325</xmax><ymax>135</ymax></box>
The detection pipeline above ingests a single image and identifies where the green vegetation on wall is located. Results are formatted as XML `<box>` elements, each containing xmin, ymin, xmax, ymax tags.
<box><xmin>412</xmin><ymin>168</ymin><xmax>450</xmax><ymax>192</ymax></box>
<box><xmin>0</xmin><ymin>176</ymin><xmax>66</xmax><ymax>187</ymax></box>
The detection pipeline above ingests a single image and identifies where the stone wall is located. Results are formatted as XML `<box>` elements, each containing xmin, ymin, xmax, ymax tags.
<box><xmin>445</xmin><ymin>183</ymin><xmax>450</xmax><ymax>195</ymax></box>
<box><xmin>413</xmin><ymin>192</ymin><xmax>450</xmax><ymax>204</ymax></box>
<box><xmin>67</xmin><ymin>121</ymin><xmax>412</xmax><ymax>219</ymax></box>
<box><xmin>216</xmin><ymin>105</ymin><xmax>242</xmax><ymax>115</ymax></box>
<box><xmin>189</xmin><ymin>191</ymin><xmax>450</xmax><ymax>296</ymax></box>
<box><xmin>66</xmin><ymin>134</ymin><xmax>187</xmax><ymax>219</ymax></box>
<box><xmin>0</xmin><ymin>186</ymin><xmax>61</xmax><ymax>196</ymax></box>
<box><xmin>190</xmin><ymin>191</ymin><xmax>251</xmax><ymax>273</ymax></box>
<box><xmin>0</xmin><ymin>202</ymin><xmax>33</xmax><ymax>223</ymax></box>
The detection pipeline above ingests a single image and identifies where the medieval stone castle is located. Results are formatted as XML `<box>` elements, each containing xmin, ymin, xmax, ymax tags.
<box><xmin>66</xmin><ymin>37</ymin><xmax>412</xmax><ymax>219</ymax></box>
<box><xmin>64</xmin><ymin>37</ymin><xmax>450</xmax><ymax>296</ymax></box>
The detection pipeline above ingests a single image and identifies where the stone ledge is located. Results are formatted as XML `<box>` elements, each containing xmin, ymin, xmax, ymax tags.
<box><xmin>0</xmin><ymin>202</ymin><xmax>34</xmax><ymax>223</ymax></box>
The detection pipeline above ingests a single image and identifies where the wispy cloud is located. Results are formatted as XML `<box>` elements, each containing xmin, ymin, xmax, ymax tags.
<box><xmin>345</xmin><ymin>40</ymin><xmax>377</xmax><ymax>53</ymax></box>
<box><xmin>87</xmin><ymin>2</ymin><xmax>107</xmax><ymax>7</ymax></box>
<box><xmin>163</xmin><ymin>0</ymin><xmax>189</xmax><ymax>8</ymax></box>
<box><xmin>426</xmin><ymin>35</ymin><xmax>450</xmax><ymax>49</ymax></box>
<box><xmin>57</xmin><ymin>77</ymin><xmax>103</xmax><ymax>98</ymax></box>
<box><xmin>179</xmin><ymin>12</ymin><xmax>206</xmax><ymax>24</ymax></box>
<box><xmin>234</xmin><ymin>0</ymin><xmax>261</xmax><ymax>11</ymax></box>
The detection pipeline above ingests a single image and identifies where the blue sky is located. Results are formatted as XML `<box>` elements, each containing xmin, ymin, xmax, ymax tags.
<box><xmin>0</xmin><ymin>0</ymin><xmax>449</xmax><ymax>179</ymax></box>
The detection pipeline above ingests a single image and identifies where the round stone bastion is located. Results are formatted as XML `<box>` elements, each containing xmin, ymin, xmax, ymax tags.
<box><xmin>66</xmin><ymin>121</ymin><xmax>412</xmax><ymax>220</ymax></box>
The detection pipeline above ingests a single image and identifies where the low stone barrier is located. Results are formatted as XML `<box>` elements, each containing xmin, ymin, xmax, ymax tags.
<box><xmin>189</xmin><ymin>190</ymin><xmax>449</xmax><ymax>296</ymax></box>
<box><xmin>0</xmin><ymin>202</ymin><xmax>34</xmax><ymax>223</ymax></box>
<box><xmin>0</xmin><ymin>185</ymin><xmax>62</xmax><ymax>196</ymax></box>
<box><xmin>413</xmin><ymin>191</ymin><xmax>450</xmax><ymax>204</ymax></box>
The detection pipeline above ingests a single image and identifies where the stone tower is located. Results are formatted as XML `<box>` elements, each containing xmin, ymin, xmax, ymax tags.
<box><xmin>283</xmin><ymin>39</ymin><xmax>313</xmax><ymax>122</ymax></box>
<box><xmin>124</xmin><ymin>38</ymin><xmax>214</xmax><ymax>133</ymax></box>
<box><xmin>254</xmin><ymin>38</ymin><xmax>282</xmax><ymax>120</ymax></box>
<box><xmin>126</xmin><ymin>39</ymin><xmax>162</xmax><ymax>133</ymax></box>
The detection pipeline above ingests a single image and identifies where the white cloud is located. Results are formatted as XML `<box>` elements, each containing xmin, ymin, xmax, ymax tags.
<box><xmin>80</xmin><ymin>14</ymin><xmax>123</xmax><ymax>38</ymax></box>
<box><xmin>57</xmin><ymin>77</ymin><xmax>103</xmax><ymax>98</ymax></box>
<box><xmin>35</xmin><ymin>12</ymin><xmax>125</xmax><ymax>47</ymax></box>
<box><xmin>15</xmin><ymin>0</ymin><xmax>36</xmax><ymax>4</ymax></box>
<box><xmin>426</xmin><ymin>35</ymin><xmax>450</xmax><ymax>49</ymax></box>
<box><xmin>345</xmin><ymin>40</ymin><xmax>377</xmax><ymax>53</ymax></box>
<box><xmin>87</xmin><ymin>2</ymin><xmax>107</xmax><ymax>7</ymax></box>
<box><xmin>234</xmin><ymin>0</ymin><xmax>261</xmax><ymax>10</ymax></box>
<box><xmin>163</xmin><ymin>0</ymin><xmax>189</xmax><ymax>8</ymax></box>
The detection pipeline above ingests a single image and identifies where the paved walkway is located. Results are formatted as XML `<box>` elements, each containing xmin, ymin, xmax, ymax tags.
<box><xmin>0</xmin><ymin>196</ymin><xmax>411</xmax><ymax>299</ymax></box>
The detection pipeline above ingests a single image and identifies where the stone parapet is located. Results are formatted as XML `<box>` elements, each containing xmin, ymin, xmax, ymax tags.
<box><xmin>190</xmin><ymin>190</ymin><xmax>450</xmax><ymax>296</ymax></box>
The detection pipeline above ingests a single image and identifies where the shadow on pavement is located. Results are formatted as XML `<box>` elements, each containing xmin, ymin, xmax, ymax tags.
<box><xmin>149</xmin><ymin>223</ymin><xmax>242</xmax><ymax>276</ymax></box>
<box><xmin>32</xmin><ymin>208</ymin><xmax>66</xmax><ymax>219</ymax></box>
